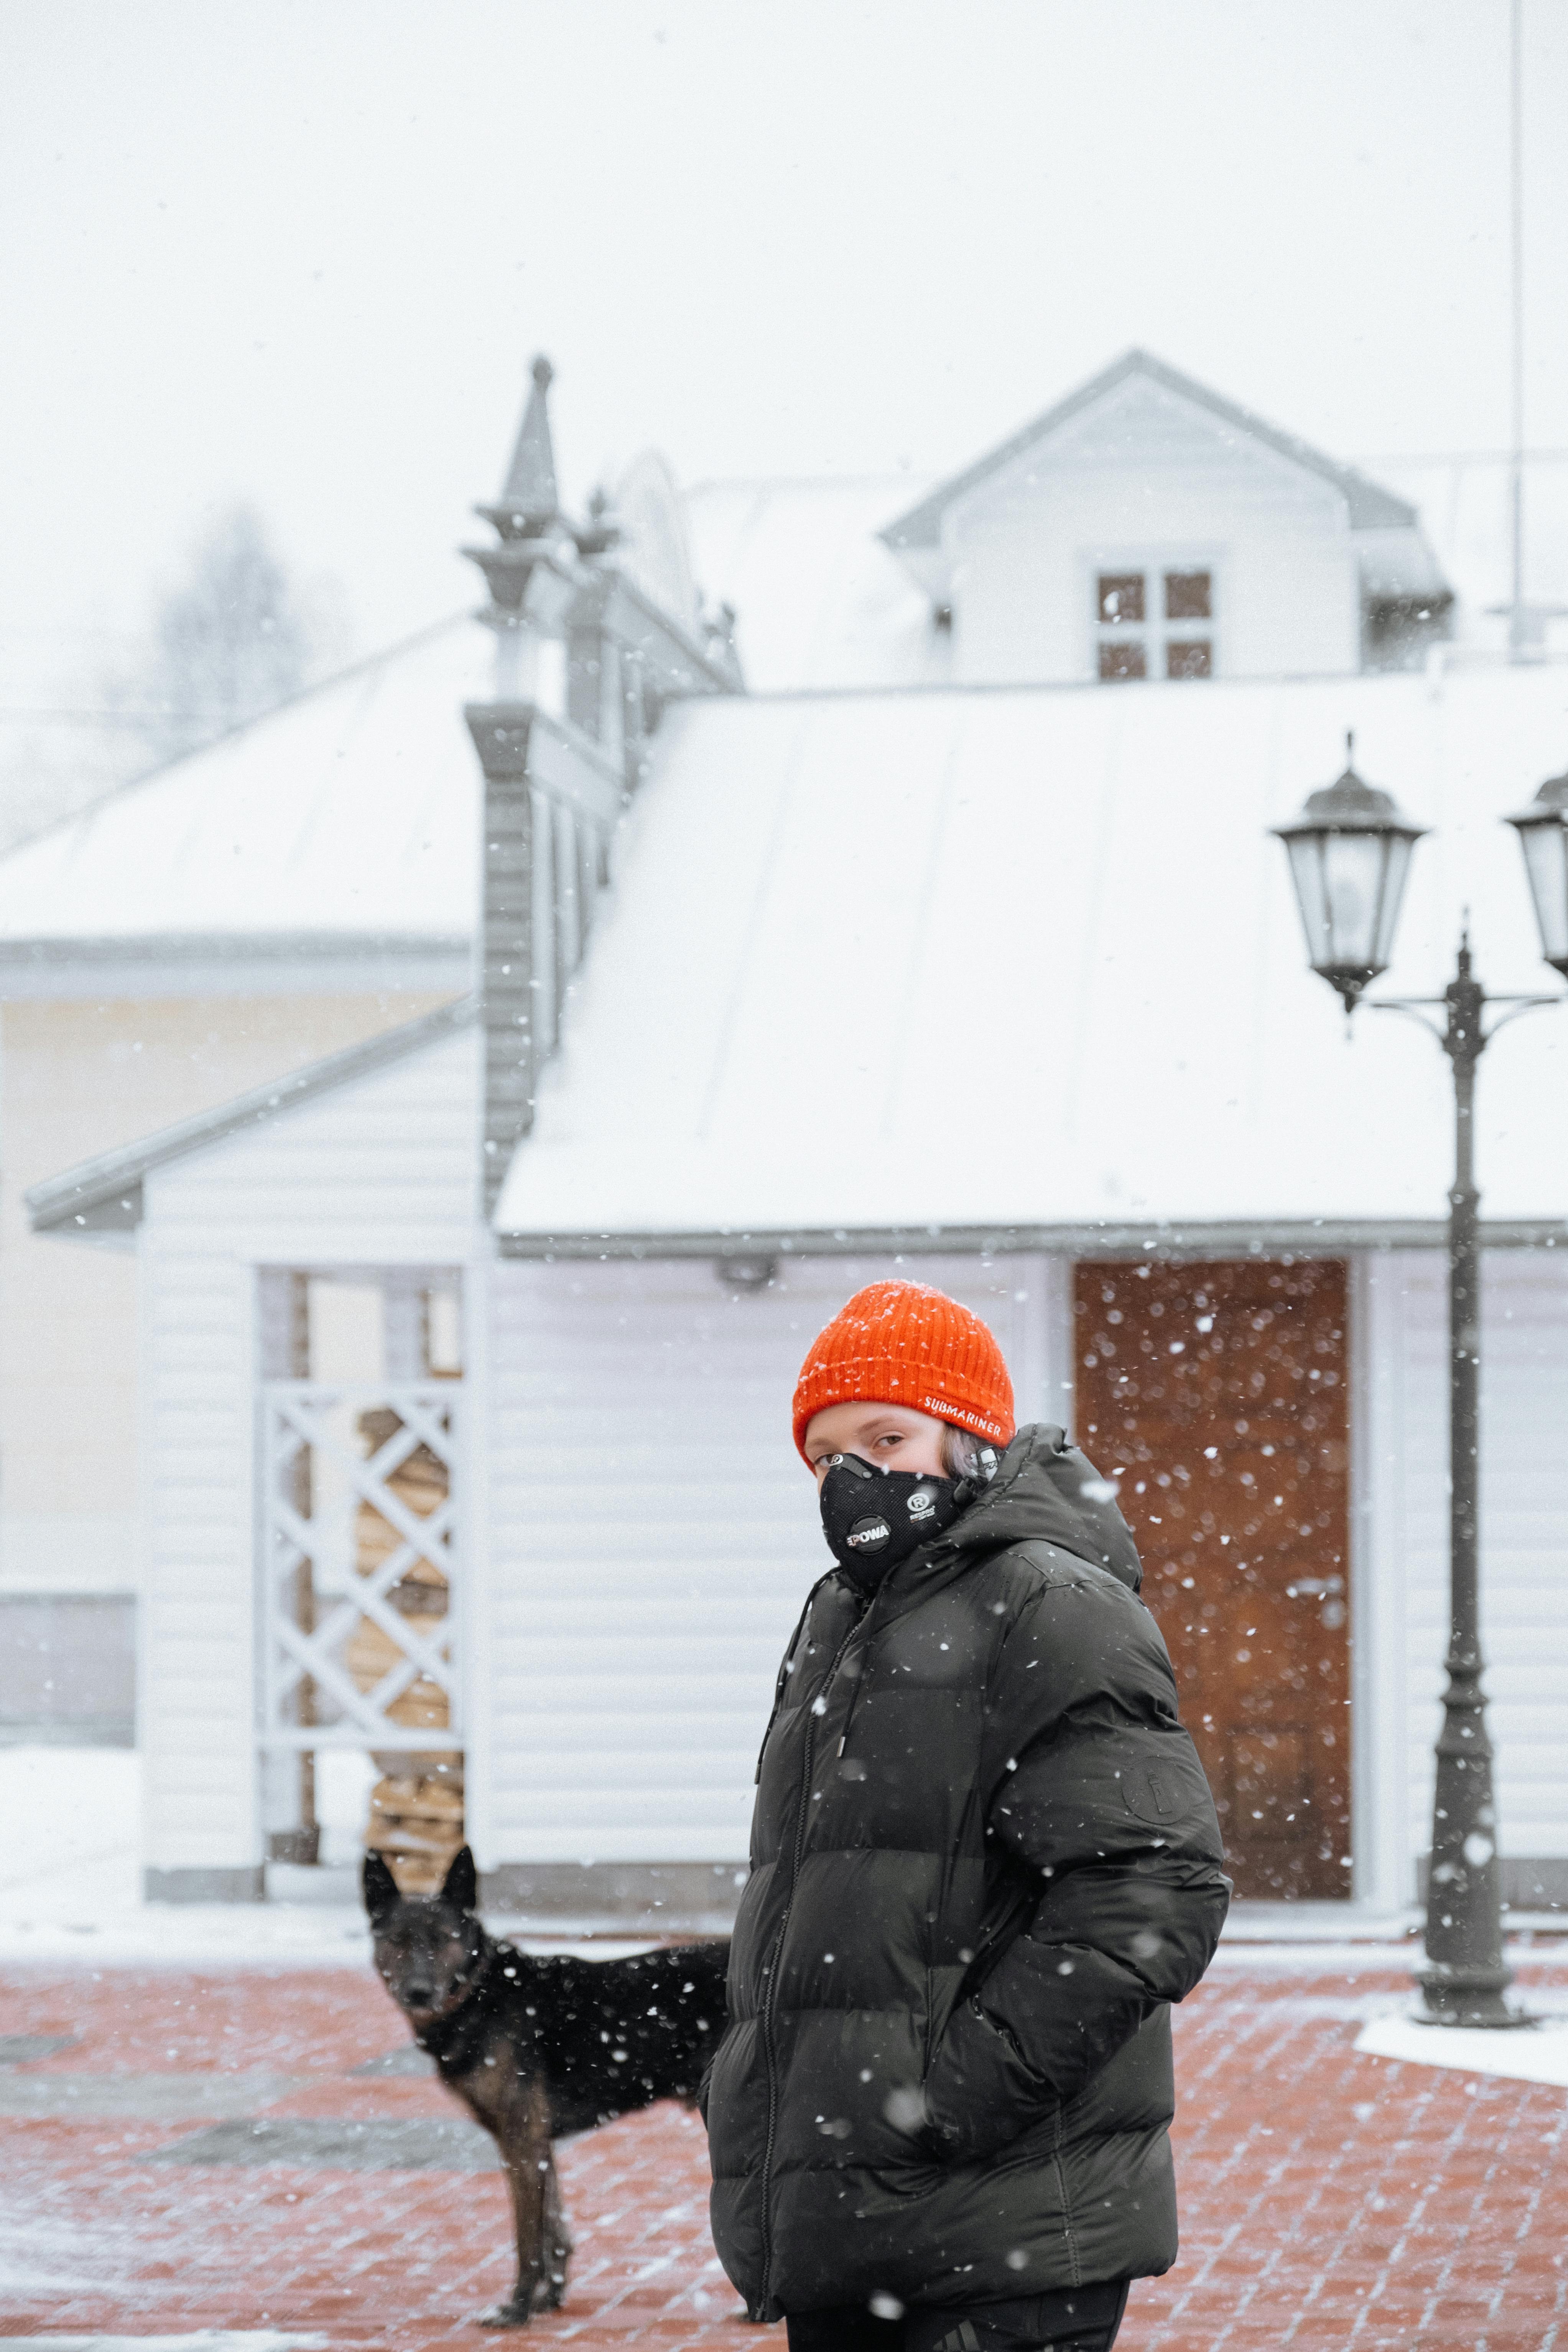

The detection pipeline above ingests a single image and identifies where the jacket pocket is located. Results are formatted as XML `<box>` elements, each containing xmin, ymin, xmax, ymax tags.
<box><xmin>923</xmin><ymin>1992</ymin><xmax>1053</xmax><ymax>2166</ymax></box>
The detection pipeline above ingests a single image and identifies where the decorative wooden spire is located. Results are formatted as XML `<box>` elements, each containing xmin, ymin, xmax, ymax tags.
<box><xmin>464</xmin><ymin>356</ymin><xmax>576</xmax><ymax>637</ymax></box>
<box><xmin>477</xmin><ymin>355</ymin><xmax>560</xmax><ymax>540</ymax></box>
<box><xmin>462</xmin><ymin>357</ymin><xmax>744</xmax><ymax>1221</ymax></box>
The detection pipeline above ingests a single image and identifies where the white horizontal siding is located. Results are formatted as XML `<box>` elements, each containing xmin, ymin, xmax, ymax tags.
<box><xmin>1477</xmin><ymin>1253</ymin><xmax>1568</xmax><ymax>1862</ymax></box>
<box><xmin>485</xmin><ymin>1252</ymin><xmax>1058</xmax><ymax>1865</ymax></box>
<box><xmin>1368</xmin><ymin>1250</ymin><xmax>1568</xmax><ymax>1901</ymax></box>
<box><xmin>138</xmin><ymin>1027</ymin><xmax>480</xmax><ymax>1874</ymax></box>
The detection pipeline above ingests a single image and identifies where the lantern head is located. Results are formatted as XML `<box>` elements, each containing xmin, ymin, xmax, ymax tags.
<box><xmin>1273</xmin><ymin>734</ymin><xmax>1427</xmax><ymax>1013</ymax></box>
<box><xmin>1505</xmin><ymin>769</ymin><xmax>1568</xmax><ymax>978</ymax></box>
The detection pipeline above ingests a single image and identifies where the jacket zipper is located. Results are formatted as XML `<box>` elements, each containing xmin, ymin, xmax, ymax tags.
<box><xmin>1052</xmin><ymin>2099</ymin><xmax>1081</xmax><ymax>2287</ymax></box>
<box><xmin>754</xmin><ymin>1580</ymin><xmax>832</xmax><ymax>1786</ymax></box>
<box><xmin>834</xmin><ymin>1532</ymin><xmax>963</xmax><ymax>1767</ymax></box>
<box><xmin>756</xmin><ymin>1609</ymin><xmax>862</xmax><ymax>2315</ymax></box>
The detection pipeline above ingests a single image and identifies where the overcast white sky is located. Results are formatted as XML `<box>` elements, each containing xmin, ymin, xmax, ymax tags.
<box><xmin>3</xmin><ymin>0</ymin><xmax>1565</xmax><ymax>721</ymax></box>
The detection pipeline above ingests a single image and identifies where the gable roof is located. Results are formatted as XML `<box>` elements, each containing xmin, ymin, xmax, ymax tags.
<box><xmin>879</xmin><ymin>348</ymin><xmax>1418</xmax><ymax>557</ymax></box>
<box><xmin>28</xmin><ymin>995</ymin><xmax>478</xmax><ymax>1240</ymax></box>
<box><xmin>493</xmin><ymin>661</ymin><xmax>1568</xmax><ymax>1251</ymax></box>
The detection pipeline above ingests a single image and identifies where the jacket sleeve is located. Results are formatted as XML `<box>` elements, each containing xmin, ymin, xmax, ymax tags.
<box><xmin>923</xmin><ymin>1568</ymin><xmax>1229</xmax><ymax>2164</ymax></box>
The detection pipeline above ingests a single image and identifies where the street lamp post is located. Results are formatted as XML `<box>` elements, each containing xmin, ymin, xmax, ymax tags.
<box><xmin>1274</xmin><ymin>739</ymin><xmax>1568</xmax><ymax>2027</ymax></box>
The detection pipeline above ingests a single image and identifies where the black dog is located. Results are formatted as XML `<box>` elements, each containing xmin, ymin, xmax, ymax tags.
<box><xmin>364</xmin><ymin>1845</ymin><xmax>729</xmax><ymax>2327</ymax></box>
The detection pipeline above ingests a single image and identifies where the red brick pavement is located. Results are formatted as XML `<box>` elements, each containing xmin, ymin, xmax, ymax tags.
<box><xmin>0</xmin><ymin>1955</ymin><xmax>1565</xmax><ymax>2351</ymax></box>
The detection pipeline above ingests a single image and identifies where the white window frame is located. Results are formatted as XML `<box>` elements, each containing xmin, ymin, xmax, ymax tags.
<box><xmin>1084</xmin><ymin>548</ymin><xmax>1224</xmax><ymax>682</ymax></box>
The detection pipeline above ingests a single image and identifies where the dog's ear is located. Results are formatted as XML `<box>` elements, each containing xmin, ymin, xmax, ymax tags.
<box><xmin>363</xmin><ymin>1849</ymin><xmax>402</xmax><ymax>1927</ymax></box>
<box><xmin>441</xmin><ymin>1843</ymin><xmax>478</xmax><ymax>1916</ymax></box>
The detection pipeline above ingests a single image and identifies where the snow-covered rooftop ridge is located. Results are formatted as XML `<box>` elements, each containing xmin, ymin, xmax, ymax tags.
<box><xmin>684</xmin><ymin>452</ymin><xmax>1568</xmax><ymax>683</ymax></box>
<box><xmin>879</xmin><ymin>349</ymin><xmax>1418</xmax><ymax>554</ymax></box>
<box><xmin>3</xmin><ymin>451</ymin><xmax>1564</xmax><ymax>972</ymax></box>
<box><xmin>494</xmin><ymin>662</ymin><xmax>1568</xmax><ymax>1241</ymax></box>
<box><xmin>0</xmin><ymin>614</ymin><xmax>487</xmax><ymax>957</ymax></box>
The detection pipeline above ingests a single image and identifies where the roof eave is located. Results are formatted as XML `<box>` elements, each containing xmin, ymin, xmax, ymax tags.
<box><xmin>492</xmin><ymin>1215</ymin><xmax>1568</xmax><ymax>1261</ymax></box>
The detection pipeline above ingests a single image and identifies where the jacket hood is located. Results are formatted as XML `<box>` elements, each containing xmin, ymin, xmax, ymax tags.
<box><xmin>949</xmin><ymin>1422</ymin><xmax>1143</xmax><ymax>1592</ymax></box>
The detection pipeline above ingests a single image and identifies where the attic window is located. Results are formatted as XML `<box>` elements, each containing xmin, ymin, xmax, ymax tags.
<box><xmin>1097</xmin><ymin>568</ymin><xmax>1214</xmax><ymax>681</ymax></box>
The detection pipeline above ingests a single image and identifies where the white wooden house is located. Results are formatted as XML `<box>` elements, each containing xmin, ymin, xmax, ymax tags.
<box><xmin>21</xmin><ymin>351</ymin><xmax>1568</xmax><ymax>1920</ymax></box>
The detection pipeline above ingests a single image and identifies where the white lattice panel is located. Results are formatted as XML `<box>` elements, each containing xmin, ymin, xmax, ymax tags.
<box><xmin>259</xmin><ymin>1381</ymin><xmax>462</xmax><ymax>1752</ymax></box>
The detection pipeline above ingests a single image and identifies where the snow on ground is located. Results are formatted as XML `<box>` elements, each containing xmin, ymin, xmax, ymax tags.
<box><xmin>0</xmin><ymin>1747</ymin><xmax>142</xmax><ymax>1907</ymax></box>
<box><xmin>1356</xmin><ymin>2009</ymin><xmax>1568</xmax><ymax>2085</ymax></box>
<box><xmin>0</xmin><ymin>1748</ymin><xmax>656</xmax><ymax>1966</ymax></box>
<box><xmin>3</xmin><ymin>1747</ymin><xmax>1560</xmax><ymax>1991</ymax></box>
<box><xmin>5</xmin><ymin>2338</ymin><xmax>326</xmax><ymax>2350</ymax></box>
<box><xmin>0</xmin><ymin>1747</ymin><xmax>368</xmax><ymax>1967</ymax></box>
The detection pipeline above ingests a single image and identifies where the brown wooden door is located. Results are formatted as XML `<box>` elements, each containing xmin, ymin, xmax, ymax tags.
<box><xmin>1073</xmin><ymin>1260</ymin><xmax>1352</xmax><ymax>1901</ymax></box>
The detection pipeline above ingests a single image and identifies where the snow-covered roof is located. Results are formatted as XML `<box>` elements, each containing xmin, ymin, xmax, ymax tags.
<box><xmin>879</xmin><ymin>349</ymin><xmax>1418</xmax><ymax>561</ymax></box>
<box><xmin>684</xmin><ymin>476</ymin><xmax>946</xmax><ymax>693</ymax></box>
<box><xmin>0</xmin><ymin>616</ymin><xmax>486</xmax><ymax>974</ymax></box>
<box><xmin>28</xmin><ymin>996</ymin><xmax>478</xmax><ymax>1241</ymax></box>
<box><xmin>0</xmin><ymin>436</ymin><xmax>1556</xmax><ymax>1013</ymax></box>
<box><xmin>495</xmin><ymin>662</ymin><xmax>1568</xmax><ymax>1243</ymax></box>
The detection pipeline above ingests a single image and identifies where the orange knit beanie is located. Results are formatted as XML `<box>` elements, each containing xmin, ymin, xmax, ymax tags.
<box><xmin>792</xmin><ymin>1281</ymin><xmax>1016</xmax><ymax>1463</ymax></box>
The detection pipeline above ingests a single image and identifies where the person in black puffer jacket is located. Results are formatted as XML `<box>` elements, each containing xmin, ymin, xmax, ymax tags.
<box><xmin>705</xmin><ymin>1281</ymin><xmax>1229</xmax><ymax>2352</ymax></box>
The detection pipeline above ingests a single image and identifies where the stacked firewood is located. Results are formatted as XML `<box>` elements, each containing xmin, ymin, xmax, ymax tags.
<box><xmin>364</xmin><ymin>1763</ymin><xmax>466</xmax><ymax>1894</ymax></box>
<box><xmin>348</xmin><ymin>1406</ymin><xmax>465</xmax><ymax>1893</ymax></box>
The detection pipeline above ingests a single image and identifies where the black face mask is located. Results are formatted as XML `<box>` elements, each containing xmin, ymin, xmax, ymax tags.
<box><xmin>817</xmin><ymin>1452</ymin><xmax>969</xmax><ymax>1592</ymax></box>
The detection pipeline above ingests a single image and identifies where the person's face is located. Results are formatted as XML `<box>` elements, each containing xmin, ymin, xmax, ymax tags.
<box><xmin>803</xmin><ymin>1400</ymin><xmax>949</xmax><ymax>1488</ymax></box>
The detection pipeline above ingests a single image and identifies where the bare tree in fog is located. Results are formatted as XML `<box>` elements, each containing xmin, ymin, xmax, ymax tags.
<box><xmin>135</xmin><ymin>505</ymin><xmax>346</xmax><ymax>763</ymax></box>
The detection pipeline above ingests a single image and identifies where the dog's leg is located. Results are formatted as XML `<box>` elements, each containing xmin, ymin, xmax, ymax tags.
<box><xmin>479</xmin><ymin>2074</ymin><xmax>557</xmax><ymax>2329</ymax></box>
<box><xmin>533</xmin><ymin>2145</ymin><xmax>573</xmax><ymax>2313</ymax></box>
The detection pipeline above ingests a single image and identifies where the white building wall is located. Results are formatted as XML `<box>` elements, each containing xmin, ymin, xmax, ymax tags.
<box><xmin>137</xmin><ymin>1027</ymin><xmax>482</xmax><ymax>1878</ymax></box>
<box><xmin>484</xmin><ymin>1252</ymin><xmax>1065</xmax><ymax>1867</ymax></box>
<box><xmin>128</xmin><ymin>1113</ymin><xmax>1568</xmax><ymax>1897</ymax></box>
<box><xmin>0</xmin><ymin>989</ymin><xmax>449</xmax><ymax>1606</ymax></box>
<box><xmin>944</xmin><ymin>385</ymin><xmax>1361</xmax><ymax>688</ymax></box>
<box><xmin>1361</xmin><ymin>1248</ymin><xmax>1568</xmax><ymax>1906</ymax></box>
<box><xmin>487</xmin><ymin>1243</ymin><xmax>1568</xmax><ymax>1896</ymax></box>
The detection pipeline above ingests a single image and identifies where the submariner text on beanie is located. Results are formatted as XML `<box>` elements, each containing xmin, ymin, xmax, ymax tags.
<box><xmin>792</xmin><ymin>1280</ymin><xmax>1017</xmax><ymax>1462</ymax></box>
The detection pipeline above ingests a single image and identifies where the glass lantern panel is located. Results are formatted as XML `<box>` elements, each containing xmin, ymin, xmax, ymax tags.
<box><xmin>1317</xmin><ymin>831</ymin><xmax>1391</xmax><ymax>971</ymax></box>
<box><xmin>1517</xmin><ymin>820</ymin><xmax>1568</xmax><ymax>968</ymax></box>
<box><xmin>1282</xmin><ymin>832</ymin><xmax>1333</xmax><ymax>964</ymax></box>
<box><xmin>1370</xmin><ymin>831</ymin><xmax>1417</xmax><ymax>968</ymax></box>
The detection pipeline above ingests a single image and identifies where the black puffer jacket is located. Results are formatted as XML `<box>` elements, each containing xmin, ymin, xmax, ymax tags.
<box><xmin>707</xmin><ymin>1424</ymin><xmax>1228</xmax><ymax>2321</ymax></box>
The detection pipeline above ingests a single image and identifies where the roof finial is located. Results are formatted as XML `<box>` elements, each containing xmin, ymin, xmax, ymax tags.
<box><xmin>495</xmin><ymin>353</ymin><xmax>559</xmax><ymax>532</ymax></box>
<box><xmin>1345</xmin><ymin>727</ymin><xmax>1355</xmax><ymax>767</ymax></box>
